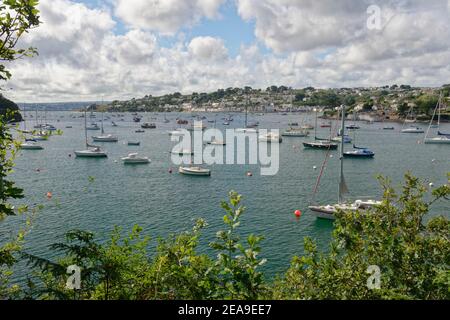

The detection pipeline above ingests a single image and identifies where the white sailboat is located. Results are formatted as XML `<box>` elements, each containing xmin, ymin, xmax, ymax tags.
<box><xmin>179</xmin><ymin>115</ymin><xmax>211</xmax><ymax>177</ymax></box>
<box><xmin>424</xmin><ymin>93</ymin><xmax>450</xmax><ymax>144</ymax></box>
<box><xmin>92</xmin><ymin>111</ymin><xmax>118</xmax><ymax>142</ymax></box>
<box><xmin>236</xmin><ymin>96</ymin><xmax>258</xmax><ymax>133</ymax></box>
<box><xmin>308</xmin><ymin>105</ymin><xmax>381</xmax><ymax>220</ymax></box>
<box><xmin>75</xmin><ymin>108</ymin><xmax>108</xmax><ymax>158</ymax></box>
<box><xmin>401</xmin><ymin>106</ymin><xmax>424</xmax><ymax>133</ymax></box>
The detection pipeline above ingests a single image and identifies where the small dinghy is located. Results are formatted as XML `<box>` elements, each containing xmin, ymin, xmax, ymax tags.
<box><xmin>128</xmin><ymin>141</ymin><xmax>141</xmax><ymax>146</ymax></box>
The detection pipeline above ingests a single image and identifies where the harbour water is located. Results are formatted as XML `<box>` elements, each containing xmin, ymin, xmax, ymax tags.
<box><xmin>2</xmin><ymin>111</ymin><xmax>449</xmax><ymax>280</ymax></box>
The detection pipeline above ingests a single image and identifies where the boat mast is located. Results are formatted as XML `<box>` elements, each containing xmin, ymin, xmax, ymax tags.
<box><xmin>245</xmin><ymin>95</ymin><xmax>248</xmax><ymax>128</ymax></box>
<box><xmin>314</xmin><ymin>108</ymin><xmax>318</xmax><ymax>140</ymax></box>
<box><xmin>338</xmin><ymin>105</ymin><xmax>347</xmax><ymax>204</ymax></box>
<box><xmin>425</xmin><ymin>93</ymin><xmax>441</xmax><ymax>141</ymax></box>
<box><xmin>84</xmin><ymin>107</ymin><xmax>88</xmax><ymax>147</ymax></box>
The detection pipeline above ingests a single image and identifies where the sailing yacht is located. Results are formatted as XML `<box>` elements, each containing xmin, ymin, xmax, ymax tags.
<box><xmin>401</xmin><ymin>106</ymin><xmax>424</xmax><ymax>133</ymax></box>
<box><xmin>236</xmin><ymin>96</ymin><xmax>258</xmax><ymax>133</ymax></box>
<box><xmin>424</xmin><ymin>94</ymin><xmax>450</xmax><ymax>144</ymax></box>
<box><xmin>92</xmin><ymin>111</ymin><xmax>119</xmax><ymax>142</ymax></box>
<box><xmin>309</xmin><ymin>106</ymin><xmax>380</xmax><ymax>220</ymax></box>
<box><xmin>75</xmin><ymin>108</ymin><xmax>107</xmax><ymax>158</ymax></box>
<box><xmin>303</xmin><ymin>109</ymin><xmax>338</xmax><ymax>150</ymax></box>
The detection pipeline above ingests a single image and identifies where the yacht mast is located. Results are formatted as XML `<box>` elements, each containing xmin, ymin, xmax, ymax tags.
<box><xmin>84</xmin><ymin>107</ymin><xmax>88</xmax><ymax>147</ymax></box>
<box><xmin>339</xmin><ymin>105</ymin><xmax>348</xmax><ymax>204</ymax></box>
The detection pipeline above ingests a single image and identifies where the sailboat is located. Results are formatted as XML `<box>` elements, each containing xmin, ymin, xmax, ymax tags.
<box><xmin>75</xmin><ymin>108</ymin><xmax>108</xmax><ymax>158</ymax></box>
<box><xmin>92</xmin><ymin>111</ymin><xmax>119</xmax><ymax>142</ymax></box>
<box><xmin>303</xmin><ymin>109</ymin><xmax>338</xmax><ymax>150</ymax></box>
<box><xmin>179</xmin><ymin>117</ymin><xmax>211</xmax><ymax>177</ymax></box>
<box><xmin>401</xmin><ymin>106</ymin><xmax>424</xmax><ymax>133</ymax></box>
<box><xmin>236</xmin><ymin>96</ymin><xmax>258</xmax><ymax>133</ymax></box>
<box><xmin>309</xmin><ymin>106</ymin><xmax>380</xmax><ymax>219</ymax></box>
<box><xmin>424</xmin><ymin>94</ymin><xmax>450</xmax><ymax>144</ymax></box>
<box><xmin>283</xmin><ymin>109</ymin><xmax>309</xmax><ymax>137</ymax></box>
<box><xmin>207</xmin><ymin>116</ymin><xmax>226</xmax><ymax>145</ymax></box>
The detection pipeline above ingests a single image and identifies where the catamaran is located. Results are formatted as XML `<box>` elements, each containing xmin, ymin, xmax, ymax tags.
<box><xmin>424</xmin><ymin>93</ymin><xmax>450</xmax><ymax>144</ymax></box>
<box><xmin>309</xmin><ymin>105</ymin><xmax>380</xmax><ymax>220</ymax></box>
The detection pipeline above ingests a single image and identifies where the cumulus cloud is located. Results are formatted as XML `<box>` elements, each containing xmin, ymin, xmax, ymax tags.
<box><xmin>188</xmin><ymin>37</ymin><xmax>228</xmax><ymax>60</ymax></box>
<box><xmin>114</xmin><ymin>0</ymin><xmax>225</xmax><ymax>34</ymax></box>
<box><xmin>4</xmin><ymin>0</ymin><xmax>450</xmax><ymax>102</ymax></box>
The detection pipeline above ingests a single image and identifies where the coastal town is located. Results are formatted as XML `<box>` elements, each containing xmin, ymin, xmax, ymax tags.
<box><xmin>107</xmin><ymin>85</ymin><xmax>450</xmax><ymax>122</ymax></box>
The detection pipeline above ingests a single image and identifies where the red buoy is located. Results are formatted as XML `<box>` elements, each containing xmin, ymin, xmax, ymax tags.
<box><xmin>46</xmin><ymin>192</ymin><xmax>53</xmax><ymax>199</ymax></box>
<box><xmin>295</xmin><ymin>210</ymin><xmax>302</xmax><ymax>218</ymax></box>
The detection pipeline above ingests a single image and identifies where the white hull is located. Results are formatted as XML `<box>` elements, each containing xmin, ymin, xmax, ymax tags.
<box><xmin>179</xmin><ymin>166</ymin><xmax>211</xmax><ymax>176</ymax></box>
<box><xmin>402</xmin><ymin>128</ymin><xmax>424</xmax><ymax>133</ymax></box>
<box><xmin>282</xmin><ymin>130</ymin><xmax>309</xmax><ymax>137</ymax></box>
<box><xmin>92</xmin><ymin>135</ymin><xmax>118</xmax><ymax>142</ymax></box>
<box><xmin>424</xmin><ymin>138</ymin><xmax>450</xmax><ymax>144</ymax></box>
<box><xmin>20</xmin><ymin>143</ymin><xmax>43</xmax><ymax>150</ymax></box>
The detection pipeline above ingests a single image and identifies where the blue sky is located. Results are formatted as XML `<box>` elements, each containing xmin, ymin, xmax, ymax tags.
<box><xmin>77</xmin><ymin>0</ymin><xmax>261</xmax><ymax>57</ymax></box>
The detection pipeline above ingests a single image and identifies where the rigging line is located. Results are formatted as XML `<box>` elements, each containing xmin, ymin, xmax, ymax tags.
<box><xmin>311</xmin><ymin>147</ymin><xmax>332</xmax><ymax>205</ymax></box>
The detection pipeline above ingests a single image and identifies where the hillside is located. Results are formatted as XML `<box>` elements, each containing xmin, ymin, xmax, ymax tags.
<box><xmin>0</xmin><ymin>94</ymin><xmax>22</xmax><ymax>122</ymax></box>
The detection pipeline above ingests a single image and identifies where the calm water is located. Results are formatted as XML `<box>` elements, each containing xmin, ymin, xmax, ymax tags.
<box><xmin>2</xmin><ymin>112</ymin><xmax>449</xmax><ymax>281</ymax></box>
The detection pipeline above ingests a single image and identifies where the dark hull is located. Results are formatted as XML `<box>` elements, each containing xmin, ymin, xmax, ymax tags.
<box><xmin>303</xmin><ymin>142</ymin><xmax>338</xmax><ymax>150</ymax></box>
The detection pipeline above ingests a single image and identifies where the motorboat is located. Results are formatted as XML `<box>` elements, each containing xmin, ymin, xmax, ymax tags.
<box><xmin>179</xmin><ymin>166</ymin><xmax>211</xmax><ymax>176</ymax></box>
<box><xmin>282</xmin><ymin>128</ymin><xmax>309</xmax><ymax>137</ymax></box>
<box><xmin>92</xmin><ymin>134</ymin><xmax>119</xmax><ymax>142</ymax></box>
<box><xmin>401</xmin><ymin>127</ymin><xmax>424</xmax><ymax>133</ymax></box>
<box><xmin>122</xmin><ymin>153</ymin><xmax>150</xmax><ymax>164</ymax></box>
<box><xmin>20</xmin><ymin>142</ymin><xmax>43</xmax><ymax>150</ymax></box>
<box><xmin>141</xmin><ymin>123</ymin><xmax>156</xmax><ymax>129</ymax></box>
<box><xmin>259</xmin><ymin>132</ymin><xmax>282</xmax><ymax>143</ymax></box>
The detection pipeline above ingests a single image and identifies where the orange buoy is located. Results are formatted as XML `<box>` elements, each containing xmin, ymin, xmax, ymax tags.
<box><xmin>295</xmin><ymin>210</ymin><xmax>302</xmax><ymax>218</ymax></box>
<box><xmin>46</xmin><ymin>192</ymin><xmax>53</xmax><ymax>199</ymax></box>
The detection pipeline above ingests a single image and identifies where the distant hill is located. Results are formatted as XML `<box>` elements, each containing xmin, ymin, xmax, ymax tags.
<box><xmin>0</xmin><ymin>94</ymin><xmax>22</xmax><ymax>122</ymax></box>
<box><xmin>18</xmin><ymin>101</ymin><xmax>106</xmax><ymax>111</ymax></box>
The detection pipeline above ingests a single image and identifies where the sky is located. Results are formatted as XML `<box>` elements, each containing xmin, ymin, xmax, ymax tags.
<box><xmin>4</xmin><ymin>0</ymin><xmax>450</xmax><ymax>102</ymax></box>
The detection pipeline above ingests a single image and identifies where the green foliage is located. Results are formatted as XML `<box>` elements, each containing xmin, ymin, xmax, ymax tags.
<box><xmin>273</xmin><ymin>173</ymin><xmax>450</xmax><ymax>300</ymax></box>
<box><xmin>0</xmin><ymin>0</ymin><xmax>40</xmax><ymax>81</ymax></box>
<box><xmin>0</xmin><ymin>112</ymin><xmax>40</xmax><ymax>299</ymax></box>
<box><xmin>415</xmin><ymin>94</ymin><xmax>439</xmax><ymax>116</ymax></box>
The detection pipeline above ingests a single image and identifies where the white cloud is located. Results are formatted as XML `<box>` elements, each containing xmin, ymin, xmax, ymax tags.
<box><xmin>114</xmin><ymin>0</ymin><xmax>225</xmax><ymax>34</ymax></box>
<box><xmin>4</xmin><ymin>0</ymin><xmax>450</xmax><ymax>102</ymax></box>
<box><xmin>188</xmin><ymin>37</ymin><xmax>228</xmax><ymax>60</ymax></box>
